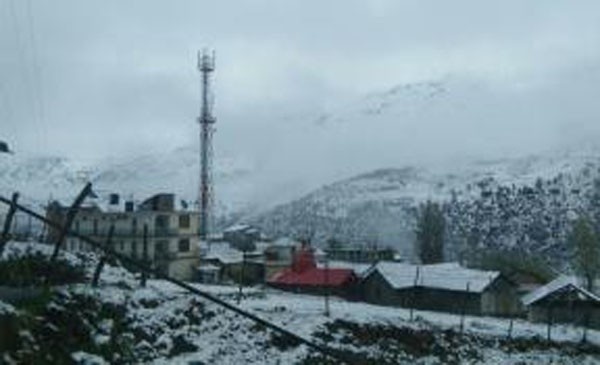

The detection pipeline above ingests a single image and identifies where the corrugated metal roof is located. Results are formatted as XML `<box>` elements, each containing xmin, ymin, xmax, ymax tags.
<box><xmin>522</xmin><ymin>275</ymin><xmax>600</xmax><ymax>306</ymax></box>
<box><xmin>370</xmin><ymin>262</ymin><xmax>500</xmax><ymax>293</ymax></box>
<box><xmin>318</xmin><ymin>261</ymin><xmax>374</xmax><ymax>278</ymax></box>
<box><xmin>268</xmin><ymin>267</ymin><xmax>355</xmax><ymax>287</ymax></box>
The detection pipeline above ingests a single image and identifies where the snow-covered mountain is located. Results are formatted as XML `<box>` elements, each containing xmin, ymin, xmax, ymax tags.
<box><xmin>250</xmin><ymin>147</ymin><xmax>600</xmax><ymax>266</ymax></box>
<box><xmin>0</xmin><ymin>146</ymin><xmax>258</xmax><ymax>216</ymax></box>
<box><xmin>3</xmin><ymin>75</ymin><xmax>600</xmax><ymax>267</ymax></box>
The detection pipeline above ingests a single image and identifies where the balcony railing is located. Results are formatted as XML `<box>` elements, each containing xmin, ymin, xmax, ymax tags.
<box><xmin>73</xmin><ymin>228</ymin><xmax>199</xmax><ymax>238</ymax></box>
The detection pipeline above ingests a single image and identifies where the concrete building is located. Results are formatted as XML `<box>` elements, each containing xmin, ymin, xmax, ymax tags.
<box><xmin>362</xmin><ymin>262</ymin><xmax>521</xmax><ymax>317</ymax></box>
<box><xmin>46</xmin><ymin>193</ymin><xmax>202</xmax><ymax>281</ymax></box>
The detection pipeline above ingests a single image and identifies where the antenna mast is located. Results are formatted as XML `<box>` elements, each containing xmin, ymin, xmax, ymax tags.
<box><xmin>197</xmin><ymin>49</ymin><xmax>216</xmax><ymax>243</ymax></box>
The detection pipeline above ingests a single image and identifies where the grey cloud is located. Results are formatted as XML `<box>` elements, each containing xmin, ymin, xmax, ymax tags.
<box><xmin>1</xmin><ymin>0</ymin><xmax>600</xmax><ymax>178</ymax></box>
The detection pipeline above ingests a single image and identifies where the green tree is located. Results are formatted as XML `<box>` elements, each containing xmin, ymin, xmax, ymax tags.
<box><xmin>415</xmin><ymin>201</ymin><xmax>445</xmax><ymax>264</ymax></box>
<box><xmin>570</xmin><ymin>216</ymin><xmax>600</xmax><ymax>291</ymax></box>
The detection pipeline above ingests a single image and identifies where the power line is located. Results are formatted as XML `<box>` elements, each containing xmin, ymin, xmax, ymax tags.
<box><xmin>7</xmin><ymin>0</ymin><xmax>43</xmax><ymax>150</ymax></box>
<box><xmin>24</xmin><ymin>0</ymin><xmax>46</xmax><ymax>138</ymax></box>
<box><xmin>0</xmin><ymin>193</ymin><xmax>362</xmax><ymax>364</ymax></box>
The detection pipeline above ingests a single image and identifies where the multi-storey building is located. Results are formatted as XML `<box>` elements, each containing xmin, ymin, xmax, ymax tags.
<box><xmin>46</xmin><ymin>193</ymin><xmax>201</xmax><ymax>281</ymax></box>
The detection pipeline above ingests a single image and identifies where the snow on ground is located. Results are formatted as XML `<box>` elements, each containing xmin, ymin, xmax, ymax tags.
<box><xmin>147</xmin><ymin>281</ymin><xmax>600</xmax><ymax>364</ymax></box>
<box><xmin>1</xmin><ymin>241</ymin><xmax>599</xmax><ymax>364</ymax></box>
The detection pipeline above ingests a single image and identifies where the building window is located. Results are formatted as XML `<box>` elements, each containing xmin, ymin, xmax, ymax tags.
<box><xmin>93</xmin><ymin>220</ymin><xmax>98</xmax><ymax>235</ymax></box>
<box><xmin>120</xmin><ymin>241</ymin><xmax>124</xmax><ymax>252</ymax></box>
<box><xmin>155</xmin><ymin>215</ymin><xmax>170</xmax><ymax>229</ymax></box>
<box><xmin>74</xmin><ymin>221</ymin><xmax>80</xmax><ymax>233</ymax></box>
<box><xmin>179</xmin><ymin>214</ymin><xmax>190</xmax><ymax>228</ymax></box>
<box><xmin>178</xmin><ymin>238</ymin><xmax>190</xmax><ymax>252</ymax></box>
<box><xmin>155</xmin><ymin>241</ymin><xmax>168</xmax><ymax>254</ymax></box>
<box><xmin>131</xmin><ymin>240</ymin><xmax>138</xmax><ymax>258</ymax></box>
<box><xmin>132</xmin><ymin>218</ymin><xmax>137</xmax><ymax>234</ymax></box>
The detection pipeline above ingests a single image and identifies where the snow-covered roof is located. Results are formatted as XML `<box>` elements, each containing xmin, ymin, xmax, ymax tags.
<box><xmin>223</xmin><ymin>223</ymin><xmax>252</xmax><ymax>233</ymax></box>
<box><xmin>200</xmin><ymin>239</ymin><xmax>271</xmax><ymax>263</ymax></box>
<box><xmin>202</xmin><ymin>242</ymin><xmax>244</xmax><ymax>264</ymax></box>
<box><xmin>318</xmin><ymin>260</ymin><xmax>374</xmax><ymax>278</ymax></box>
<box><xmin>272</xmin><ymin>237</ymin><xmax>300</xmax><ymax>247</ymax></box>
<box><xmin>522</xmin><ymin>275</ymin><xmax>600</xmax><ymax>306</ymax></box>
<box><xmin>371</xmin><ymin>262</ymin><xmax>501</xmax><ymax>293</ymax></box>
<box><xmin>198</xmin><ymin>264</ymin><xmax>221</xmax><ymax>272</ymax></box>
<box><xmin>254</xmin><ymin>241</ymin><xmax>271</xmax><ymax>253</ymax></box>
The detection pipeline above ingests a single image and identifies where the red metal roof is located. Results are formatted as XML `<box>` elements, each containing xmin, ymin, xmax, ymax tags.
<box><xmin>268</xmin><ymin>243</ymin><xmax>356</xmax><ymax>287</ymax></box>
<box><xmin>268</xmin><ymin>267</ymin><xmax>356</xmax><ymax>287</ymax></box>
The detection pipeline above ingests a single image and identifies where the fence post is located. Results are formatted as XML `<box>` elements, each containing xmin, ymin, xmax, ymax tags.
<box><xmin>460</xmin><ymin>282</ymin><xmax>470</xmax><ymax>334</ymax></box>
<box><xmin>410</xmin><ymin>266</ymin><xmax>420</xmax><ymax>321</ymax></box>
<box><xmin>51</xmin><ymin>183</ymin><xmax>92</xmax><ymax>261</ymax></box>
<box><xmin>507</xmin><ymin>318</ymin><xmax>514</xmax><ymax>339</ymax></box>
<box><xmin>582</xmin><ymin>309</ymin><xmax>590</xmax><ymax>343</ymax></box>
<box><xmin>0</xmin><ymin>196</ymin><xmax>362</xmax><ymax>365</ymax></box>
<box><xmin>237</xmin><ymin>250</ymin><xmax>246</xmax><ymax>304</ymax></box>
<box><xmin>546</xmin><ymin>305</ymin><xmax>553</xmax><ymax>342</ymax></box>
<box><xmin>324</xmin><ymin>253</ymin><xmax>330</xmax><ymax>317</ymax></box>
<box><xmin>92</xmin><ymin>224</ymin><xmax>114</xmax><ymax>287</ymax></box>
<box><xmin>0</xmin><ymin>192</ymin><xmax>19</xmax><ymax>256</ymax></box>
<box><xmin>141</xmin><ymin>224</ymin><xmax>148</xmax><ymax>287</ymax></box>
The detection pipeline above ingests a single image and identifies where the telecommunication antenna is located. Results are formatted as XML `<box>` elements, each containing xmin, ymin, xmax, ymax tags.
<box><xmin>197</xmin><ymin>50</ymin><xmax>216</xmax><ymax>243</ymax></box>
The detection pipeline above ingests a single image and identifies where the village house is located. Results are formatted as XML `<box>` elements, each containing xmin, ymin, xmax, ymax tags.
<box><xmin>46</xmin><ymin>193</ymin><xmax>202</xmax><ymax>281</ymax></box>
<box><xmin>362</xmin><ymin>262</ymin><xmax>521</xmax><ymax>316</ymax></box>
<box><xmin>267</xmin><ymin>244</ymin><xmax>358</xmax><ymax>298</ymax></box>
<box><xmin>522</xmin><ymin>275</ymin><xmax>600</xmax><ymax>329</ymax></box>
<box><xmin>222</xmin><ymin>224</ymin><xmax>262</xmax><ymax>251</ymax></box>
<box><xmin>198</xmin><ymin>240</ymin><xmax>265</xmax><ymax>285</ymax></box>
<box><xmin>263</xmin><ymin>237</ymin><xmax>302</xmax><ymax>280</ymax></box>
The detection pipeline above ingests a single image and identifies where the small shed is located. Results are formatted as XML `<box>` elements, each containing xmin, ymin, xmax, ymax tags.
<box><xmin>522</xmin><ymin>275</ymin><xmax>600</xmax><ymax>329</ymax></box>
<box><xmin>263</xmin><ymin>237</ymin><xmax>301</xmax><ymax>280</ymax></box>
<box><xmin>197</xmin><ymin>264</ymin><xmax>221</xmax><ymax>284</ymax></box>
<box><xmin>362</xmin><ymin>262</ymin><xmax>520</xmax><ymax>316</ymax></box>
<box><xmin>200</xmin><ymin>242</ymin><xmax>264</xmax><ymax>285</ymax></box>
<box><xmin>223</xmin><ymin>224</ymin><xmax>262</xmax><ymax>251</ymax></box>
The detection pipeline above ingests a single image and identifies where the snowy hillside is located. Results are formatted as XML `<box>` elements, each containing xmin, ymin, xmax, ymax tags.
<box><xmin>251</xmin><ymin>147</ymin><xmax>600</xmax><ymax>264</ymax></box>
<box><xmin>3</xmin><ymin>75</ymin><xmax>600</xmax><ymax>265</ymax></box>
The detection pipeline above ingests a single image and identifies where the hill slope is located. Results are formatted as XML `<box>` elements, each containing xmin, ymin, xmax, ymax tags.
<box><xmin>250</xmin><ymin>149</ymin><xmax>600</xmax><ymax>265</ymax></box>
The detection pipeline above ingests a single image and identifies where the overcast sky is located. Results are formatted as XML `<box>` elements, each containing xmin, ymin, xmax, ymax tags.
<box><xmin>2</xmin><ymin>0</ymin><xmax>600</xmax><ymax>180</ymax></box>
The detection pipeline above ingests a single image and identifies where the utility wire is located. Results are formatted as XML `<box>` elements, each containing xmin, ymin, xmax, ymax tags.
<box><xmin>7</xmin><ymin>0</ymin><xmax>42</xmax><ymax>150</ymax></box>
<box><xmin>0</xmin><ymin>194</ymin><xmax>362</xmax><ymax>365</ymax></box>
<box><xmin>24</xmin><ymin>0</ymin><xmax>46</xmax><ymax>140</ymax></box>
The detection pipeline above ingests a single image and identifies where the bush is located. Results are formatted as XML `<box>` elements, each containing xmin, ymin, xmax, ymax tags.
<box><xmin>0</xmin><ymin>252</ymin><xmax>86</xmax><ymax>287</ymax></box>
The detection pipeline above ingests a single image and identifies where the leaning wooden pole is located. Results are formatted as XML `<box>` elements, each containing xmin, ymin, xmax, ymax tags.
<box><xmin>50</xmin><ymin>183</ymin><xmax>92</xmax><ymax>261</ymax></box>
<box><xmin>92</xmin><ymin>224</ymin><xmax>115</xmax><ymax>287</ymax></box>
<box><xmin>0</xmin><ymin>192</ymin><xmax>19</xmax><ymax>256</ymax></box>
<box><xmin>141</xmin><ymin>224</ymin><xmax>148</xmax><ymax>288</ymax></box>
<box><xmin>0</xmin><ymin>194</ymin><xmax>362</xmax><ymax>365</ymax></box>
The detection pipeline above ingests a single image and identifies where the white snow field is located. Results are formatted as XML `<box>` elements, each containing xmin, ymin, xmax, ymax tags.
<box><xmin>1</xmin><ymin>241</ymin><xmax>599</xmax><ymax>364</ymax></box>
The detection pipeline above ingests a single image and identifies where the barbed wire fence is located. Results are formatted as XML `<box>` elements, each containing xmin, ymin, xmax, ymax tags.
<box><xmin>0</xmin><ymin>186</ymin><xmax>362</xmax><ymax>365</ymax></box>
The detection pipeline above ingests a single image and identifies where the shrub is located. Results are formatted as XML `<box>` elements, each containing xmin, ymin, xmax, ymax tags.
<box><xmin>0</xmin><ymin>252</ymin><xmax>86</xmax><ymax>287</ymax></box>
